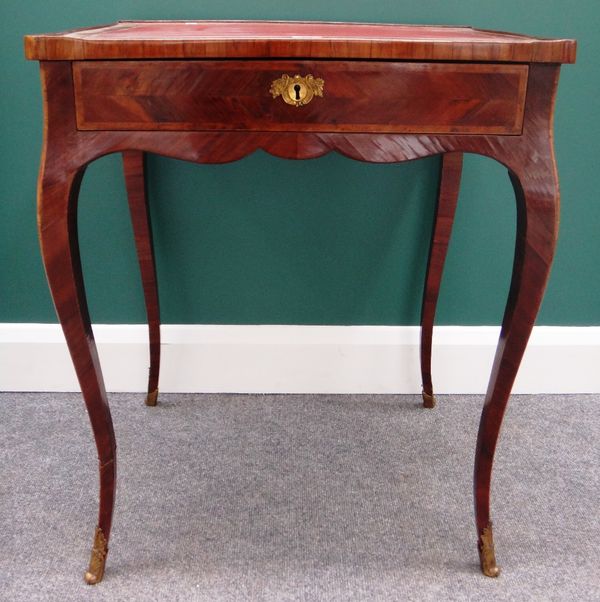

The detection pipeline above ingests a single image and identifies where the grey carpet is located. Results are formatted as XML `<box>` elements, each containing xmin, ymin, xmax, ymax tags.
<box><xmin>0</xmin><ymin>392</ymin><xmax>598</xmax><ymax>602</ymax></box>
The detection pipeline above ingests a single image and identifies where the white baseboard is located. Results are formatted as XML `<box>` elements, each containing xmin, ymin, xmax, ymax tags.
<box><xmin>1</xmin><ymin>324</ymin><xmax>599</xmax><ymax>394</ymax></box>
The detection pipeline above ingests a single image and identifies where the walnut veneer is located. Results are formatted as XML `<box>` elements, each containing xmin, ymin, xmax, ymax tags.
<box><xmin>24</xmin><ymin>20</ymin><xmax>576</xmax><ymax>584</ymax></box>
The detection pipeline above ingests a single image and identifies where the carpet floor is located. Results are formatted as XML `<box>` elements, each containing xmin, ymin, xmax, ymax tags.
<box><xmin>0</xmin><ymin>392</ymin><xmax>598</xmax><ymax>601</ymax></box>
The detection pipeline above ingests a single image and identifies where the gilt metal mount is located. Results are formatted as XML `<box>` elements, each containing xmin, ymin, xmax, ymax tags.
<box><xmin>478</xmin><ymin>523</ymin><xmax>500</xmax><ymax>577</ymax></box>
<box><xmin>270</xmin><ymin>74</ymin><xmax>324</xmax><ymax>107</ymax></box>
<box><xmin>84</xmin><ymin>526</ymin><xmax>108</xmax><ymax>585</ymax></box>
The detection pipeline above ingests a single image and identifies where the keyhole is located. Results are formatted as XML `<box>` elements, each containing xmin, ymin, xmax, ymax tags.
<box><xmin>293</xmin><ymin>84</ymin><xmax>302</xmax><ymax>100</ymax></box>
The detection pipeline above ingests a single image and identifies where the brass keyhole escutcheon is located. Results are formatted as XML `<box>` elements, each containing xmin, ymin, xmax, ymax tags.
<box><xmin>270</xmin><ymin>74</ymin><xmax>324</xmax><ymax>107</ymax></box>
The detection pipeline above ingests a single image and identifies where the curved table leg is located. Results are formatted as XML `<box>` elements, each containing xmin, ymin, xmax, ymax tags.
<box><xmin>38</xmin><ymin>164</ymin><xmax>116</xmax><ymax>585</ymax></box>
<box><xmin>122</xmin><ymin>151</ymin><xmax>161</xmax><ymax>406</ymax></box>
<box><xmin>420</xmin><ymin>152</ymin><xmax>463</xmax><ymax>408</ymax></box>
<box><xmin>474</xmin><ymin>157</ymin><xmax>559</xmax><ymax>577</ymax></box>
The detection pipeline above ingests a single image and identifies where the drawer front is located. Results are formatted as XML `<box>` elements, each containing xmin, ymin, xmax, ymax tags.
<box><xmin>73</xmin><ymin>60</ymin><xmax>528</xmax><ymax>135</ymax></box>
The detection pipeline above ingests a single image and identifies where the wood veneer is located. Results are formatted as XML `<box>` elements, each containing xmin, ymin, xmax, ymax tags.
<box><xmin>26</xmin><ymin>20</ymin><xmax>576</xmax><ymax>585</ymax></box>
<box><xmin>25</xmin><ymin>20</ymin><xmax>576</xmax><ymax>63</ymax></box>
<box><xmin>421</xmin><ymin>152</ymin><xmax>463</xmax><ymax>408</ymax></box>
<box><xmin>122</xmin><ymin>151</ymin><xmax>160</xmax><ymax>406</ymax></box>
<box><xmin>74</xmin><ymin>60</ymin><xmax>528</xmax><ymax>134</ymax></box>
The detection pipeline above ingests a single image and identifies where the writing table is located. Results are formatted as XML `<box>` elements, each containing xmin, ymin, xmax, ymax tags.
<box><xmin>24</xmin><ymin>20</ymin><xmax>576</xmax><ymax>584</ymax></box>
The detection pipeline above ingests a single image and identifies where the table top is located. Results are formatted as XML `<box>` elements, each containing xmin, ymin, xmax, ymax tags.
<box><xmin>24</xmin><ymin>20</ymin><xmax>576</xmax><ymax>63</ymax></box>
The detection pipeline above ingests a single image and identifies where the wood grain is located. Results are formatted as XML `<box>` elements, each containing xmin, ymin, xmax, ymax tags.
<box><xmin>36</xmin><ymin>61</ymin><xmax>116</xmax><ymax>586</ymax></box>
<box><xmin>74</xmin><ymin>61</ymin><xmax>528</xmax><ymax>135</ymax></box>
<box><xmin>29</xmin><ymin>18</ymin><xmax>570</xmax><ymax>582</ymax></box>
<box><xmin>24</xmin><ymin>20</ymin><xmax>576</xmax><ymax>63</ymax></box>
<box><xmin>122</xmin><ymin>151</ymin><xmax>160</xmax><ymax>406</ymax></box>
<box><xmin>420</xmin><ymin>152</ymin><xmax>463</xmax><ymax>408</ymax></box>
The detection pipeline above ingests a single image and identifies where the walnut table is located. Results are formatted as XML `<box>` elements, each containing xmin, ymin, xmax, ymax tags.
<box><xmin>24</xmin><ymin>20</ymin><xmax>576</xmax><ymax>584</ymax></box>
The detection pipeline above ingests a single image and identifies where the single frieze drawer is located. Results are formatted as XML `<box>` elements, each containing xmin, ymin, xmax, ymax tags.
<box><xmin>73</xmin><ymin>60</ymin><xmax>528</xmax><ymax>134</ymax></box>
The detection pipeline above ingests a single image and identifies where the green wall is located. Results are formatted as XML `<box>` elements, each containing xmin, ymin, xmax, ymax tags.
<box><xmin>1</xmin><ymin>1</ymin><xmax>598</xmax><ymax>325</ymax></box>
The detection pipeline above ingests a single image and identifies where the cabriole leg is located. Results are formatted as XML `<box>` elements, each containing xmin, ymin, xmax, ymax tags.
<box><xmin>420</xmin><ymin>152</ymin><xmax>463</xmax><ymax>408</ymax></box>
<box><xmin>38</xmin><ymin>165</ymin><xmax>116</xmax><ymax>584</ymax></box>
<box><xmin>122</xmin><ymin>151</ymin><xmax>161</xmax><ymax>406</ymax></box>
<box><xmin>474</xmin><ymin>160</ymin><xmax>559</xmax><ymax>577</ymax></box>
